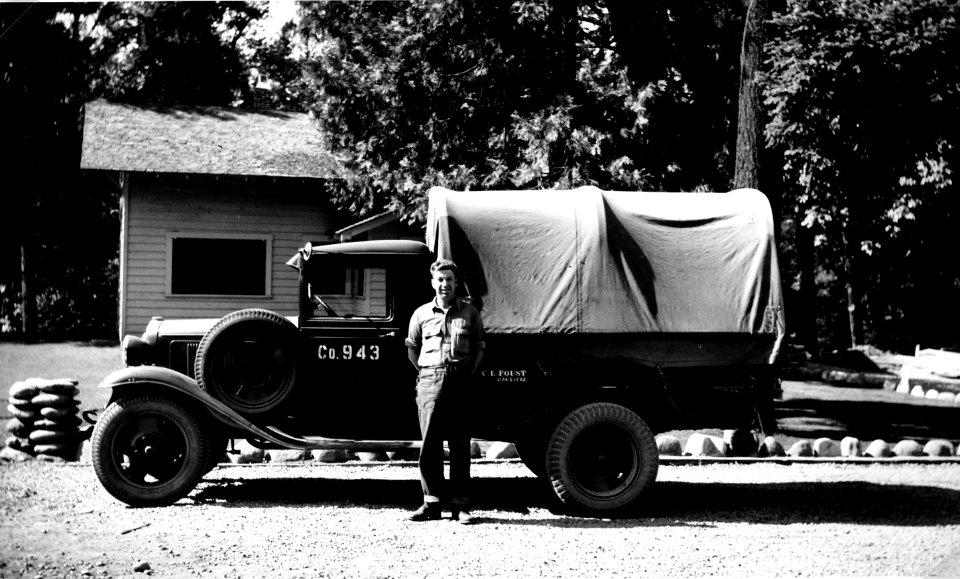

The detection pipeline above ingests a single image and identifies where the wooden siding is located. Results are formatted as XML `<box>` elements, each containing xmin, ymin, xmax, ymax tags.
<box><xmin>121</xmin><ymin>173</ymin><xmax>337</xmax><ymax>337</ymax></box>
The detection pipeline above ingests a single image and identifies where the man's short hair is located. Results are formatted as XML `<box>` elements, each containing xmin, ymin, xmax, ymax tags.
<box><xmin>430</xmin><ymin>259</ymin><xmax>459</xmax><ymax>278</ymax></box>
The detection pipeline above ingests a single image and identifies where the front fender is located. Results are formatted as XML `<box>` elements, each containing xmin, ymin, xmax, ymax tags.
<box><xmin>98</xmin><ymin>366</ymin><xmax>295</xmax><ymax>447</ymax></box>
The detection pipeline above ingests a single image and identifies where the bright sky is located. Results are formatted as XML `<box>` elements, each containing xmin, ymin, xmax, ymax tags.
<box><xmin>261</xmin><ymin>0</ymin><xmax>299</xmax><ymax>37</ymax></box>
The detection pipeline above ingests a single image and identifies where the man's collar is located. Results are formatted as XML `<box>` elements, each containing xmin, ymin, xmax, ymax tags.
<box><xmin>432</xmin><ymin>297</ymin><xmax>460</xmax><ymax>312</ymax></box>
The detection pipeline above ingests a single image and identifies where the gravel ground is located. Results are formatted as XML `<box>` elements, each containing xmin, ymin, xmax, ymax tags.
<box><xmin>2</xmin><ymin>460</ymin><xmax>960</xmax><ymax>578</ymax></box>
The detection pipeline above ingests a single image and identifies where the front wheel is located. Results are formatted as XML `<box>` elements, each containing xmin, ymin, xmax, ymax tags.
<box><xmin>545</xmin><ymin>402</ymin><xmax>658</xmax><ymax>514</ymax></box>
<box><xmin>91</xmin><ymin>397</ymin><xmax>211</xmax><ymax>507</ymax></box>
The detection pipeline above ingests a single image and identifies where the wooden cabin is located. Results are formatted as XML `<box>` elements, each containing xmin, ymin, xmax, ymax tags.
<box><xmin>80</xmin><ymin>99</ymin><xmax>417</xmax><ymax>339</ymax></box>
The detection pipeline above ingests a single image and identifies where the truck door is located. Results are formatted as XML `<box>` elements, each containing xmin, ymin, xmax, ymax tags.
<box><xmin>299</xmin><ymin>260</ymin><xmax>423</xmax><ymax>439</ymax></box>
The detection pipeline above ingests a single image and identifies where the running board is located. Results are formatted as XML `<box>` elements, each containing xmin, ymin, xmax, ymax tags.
<box><xmin>259</xmin><ymin>425</ymin><xmax>423</xmax><ymax>451</ymax></box>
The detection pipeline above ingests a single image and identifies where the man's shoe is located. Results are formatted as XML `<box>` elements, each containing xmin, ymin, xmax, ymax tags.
<box><xmin>407</xmin><ymin>505</ymin><xmax>442</xmax><ymax>522</ymax></box>
<box><xmin>452</xmin><ymin>510</ymin><xmax>475</xmax><ymax>525</ymax></box>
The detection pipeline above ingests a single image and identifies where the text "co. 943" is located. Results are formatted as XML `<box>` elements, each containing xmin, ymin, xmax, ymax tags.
<box><xmin>317</xmin><ymin>344</ymin><xmax>381</xmax><ymax>361</ymax></box>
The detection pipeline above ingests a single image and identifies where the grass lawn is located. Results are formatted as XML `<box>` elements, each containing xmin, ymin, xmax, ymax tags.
<box><xmin>0</xmin><ymin>342</ymin><xmax>124</xmax><ymax>442</ymax></box>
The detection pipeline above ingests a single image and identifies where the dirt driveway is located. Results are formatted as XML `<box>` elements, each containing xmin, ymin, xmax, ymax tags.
<box><xmin>2</xmin><ymin>460</ymin><xmax>959</xmax><ymax>578</ymax></box>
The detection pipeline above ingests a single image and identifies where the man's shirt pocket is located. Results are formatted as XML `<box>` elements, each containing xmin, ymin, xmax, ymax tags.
<box><xmin>450</xmin><ymin>319</ymin><xmax>472</xmax><ymax>356</ymax></box>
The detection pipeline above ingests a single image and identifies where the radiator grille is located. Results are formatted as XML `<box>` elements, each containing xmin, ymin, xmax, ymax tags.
<box><xmin>169</xmin><ymin>340</ymin><xmax>200</xmax><ymax>378</ymax></box>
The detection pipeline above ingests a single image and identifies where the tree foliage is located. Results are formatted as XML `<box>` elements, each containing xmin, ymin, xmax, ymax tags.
<box><xmin>90</xmin><ymin>1</ymin><xmax>264</xmax><ymax>105</ymax></box>
<box><xmin>763</xmin><ymin>0</ymin><xmax>960</xmax><ymax>350</ymax></box>
<box><xmin>0</xmin><ymin>1</ymin><xmax>270</xmax><ymax>338</ymax></box>
<box><xmin>0</xmin><ymin>3</ymin><xmax>115</xmax><ymax>337</ymax></box>
<box><xmin>243</xmin><ymin>19</ymin><xmax>311</xmax><ymax>111</ymax></box>
<box><xmin>299</xmin><ymin>0</ymin><xmax>747</xmax><ymax>221</ymax></box>
<box><xmin>4</xmin><ymin>0</ymin><xmax>958</xmax><ymax>354</ymax></box>
<box><xmin>302</xmin><ymin>0</ymin><xmax>959</xmax><ymax>352</ymax></box>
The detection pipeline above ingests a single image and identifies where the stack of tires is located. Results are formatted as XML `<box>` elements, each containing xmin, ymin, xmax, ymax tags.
<box><xmin>5</xmin><ymin>378</ymin><xmax>82</xmax><ymax>462</ymax></box>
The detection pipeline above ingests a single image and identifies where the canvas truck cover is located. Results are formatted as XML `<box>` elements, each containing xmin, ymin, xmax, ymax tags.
<box><xmin>426</xmin><ymin>187</ymin><xmax>785</xmax><ymax>364</ymax></box>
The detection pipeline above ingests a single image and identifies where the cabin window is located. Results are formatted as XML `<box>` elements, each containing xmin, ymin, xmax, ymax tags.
<box><xmin>166</xmin><ymin>232</ymin><xmax>272</xmax><ymax>296</ymax></box>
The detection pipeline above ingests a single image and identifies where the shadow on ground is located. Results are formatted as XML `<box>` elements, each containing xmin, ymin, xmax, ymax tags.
<box><xmin>191</xmin><ymin>474</ymin><xmax>960</xmax><ymax>528</ymax></box>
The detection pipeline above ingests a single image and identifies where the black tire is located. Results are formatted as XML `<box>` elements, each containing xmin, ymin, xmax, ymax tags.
<box><xmin>194</xmin><ymin>309</ymin><xmax>298</xmax><ymax>416</ymax></box>
<box><xmin>91</xmin><ymin>397</ymin><xmax>211</xmax><ymax>507</ymax></box>
<box><xmin>545</xmin><ymin>402</ymin><xmax>659</xmax><ymax>514</ymax></box>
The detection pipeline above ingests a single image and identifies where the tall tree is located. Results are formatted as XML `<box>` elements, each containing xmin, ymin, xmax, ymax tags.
<box><xmin>1</xmin><ymin>3</ymin><xmax>99</xmax><ymax>336</ymax></box>
<box><xmin>733</xmin><ymin>0</ymin><xmax>767</xmax><ymax>191</ymax></box>
<box><xmin>0</xmin><ymin>1</ymin><xmax>271</xmax><ymax>338</ymax></box>
<box><xmin>92</xmin><ymin>1</ymin><xmax>264</xmax><ymax>105</ymax></box>
<box><xmin>764</xmin><ymin>0</ymin><xmax>960</xmax><ymax>350</ymax></box>
<box><xmin>299</xmin><ymin>0</ymin><xmax>746</xmax><ymax>222</ymax></box>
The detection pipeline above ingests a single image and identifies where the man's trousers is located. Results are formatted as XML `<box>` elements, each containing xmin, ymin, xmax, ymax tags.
<box><xmin>415</xmin><ymin>366</ymin><xmax>471</xmax><ymax>507</ymax></box>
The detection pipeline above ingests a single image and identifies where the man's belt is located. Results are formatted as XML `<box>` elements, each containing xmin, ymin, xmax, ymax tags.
<box><xmin>420</xmin><ymin>364</ymin><xmax>467</xmax><ymax>374</ymax></box>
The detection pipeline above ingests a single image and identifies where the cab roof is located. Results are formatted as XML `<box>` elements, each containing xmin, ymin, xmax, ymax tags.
<box><xmin>286</xmin><ymin>239</ymin><xmax>429</xmax><ymax>269</ymax></box>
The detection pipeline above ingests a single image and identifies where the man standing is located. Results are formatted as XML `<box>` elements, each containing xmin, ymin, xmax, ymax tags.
<box><xmin>404</xmin><ymin>259</ymin><xmax>485</xmax><ymax>524</ymax></box>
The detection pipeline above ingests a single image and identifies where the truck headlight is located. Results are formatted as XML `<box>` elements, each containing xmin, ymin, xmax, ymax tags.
<box><xmin>122</xmin><ymin>335</ymin><xmax>153</xmax><ymax>366</ymax></box>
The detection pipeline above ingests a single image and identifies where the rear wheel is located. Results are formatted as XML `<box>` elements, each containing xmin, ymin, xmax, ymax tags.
<box><xmin>545</xmin><ymin>402</ymin><xmax>658</xmax><ymax>514</ymax></box>
<box><xmin>194</xmin><ymin>309</ymin><xmax>298</xmax><ymax>416</ymax></box>
<box><xmin>91</xmin><ymin>397</ymin><xmax>210</xmax><ymax>507</ymax></box>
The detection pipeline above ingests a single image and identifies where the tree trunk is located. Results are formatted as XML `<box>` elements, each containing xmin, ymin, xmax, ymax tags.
<box><xmin>20</xmin><ymin>241</ymin><xmax>34</xmax><ymax>337</ymax></box>
<box><xmin>550</xmin><ymin>0</ymin><xmax>578</xmax><ymax>91</ymax></box>
<box><xmin>840</xmin><ymin>227</ymin><xmax>864</xmax><ymax>348</ymax></box>
<box><xmin>795</xmin><ymin>218</ymin><xmax>817</xmax><ymax>350</ymax></box>
<box><xmin>733</xmin><ymin>0</ymin><xmax>767</xmax><ymax>190</ymax></box>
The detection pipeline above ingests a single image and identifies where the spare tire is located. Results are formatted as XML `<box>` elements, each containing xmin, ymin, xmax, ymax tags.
<box><xmin>194</xmin><ymin>309</ymin><xmax>298</xmax><ymax>416</ymax></box>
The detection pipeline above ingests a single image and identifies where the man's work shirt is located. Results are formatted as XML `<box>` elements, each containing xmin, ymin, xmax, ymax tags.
<box><xmin>406</xmin><ymin>298</ymin><xmax>485</xmax><ymax>368</ymax></box>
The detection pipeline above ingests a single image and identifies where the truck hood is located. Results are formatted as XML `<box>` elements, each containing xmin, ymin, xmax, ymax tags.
<box><xmin>155</xmin><ymin>315</ymin><xmax>299</xmax><ymax>338</ymax></box>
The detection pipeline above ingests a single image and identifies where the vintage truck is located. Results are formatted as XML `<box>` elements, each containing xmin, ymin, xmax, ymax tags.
<box><xmin>91</xmin><ymin>186</ymin><xmax>785</xmax><ymax>513</ymax></box>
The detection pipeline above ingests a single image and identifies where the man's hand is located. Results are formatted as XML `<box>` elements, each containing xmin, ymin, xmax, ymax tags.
<box><xmin>470</xmin><ymin>349</ymin><xmax>485</xmax><ymax>375</ymax></box>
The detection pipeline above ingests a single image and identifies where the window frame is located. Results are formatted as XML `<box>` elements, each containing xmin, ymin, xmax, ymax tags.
<box><xmin>165</xmin><ymin>231</ymin><xmax>273</xmax><ymax>298</ymax></box>
<box><xmin>302</xmin><ymin>259</ymin><xmax>393</xmax><ymax>323</ymax></box>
